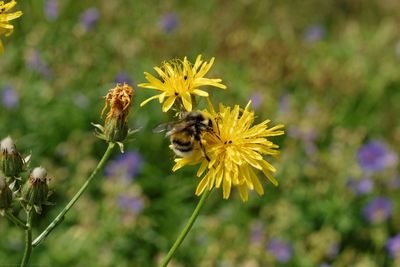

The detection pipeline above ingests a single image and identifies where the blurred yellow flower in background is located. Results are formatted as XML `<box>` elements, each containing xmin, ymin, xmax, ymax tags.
<box><xmin>138</xmin><ymin>55</ymin><xmax>227</xmax><ymax>112</ymax></box>
<box><xmin>0</xmin><ymin>0</ymin><xmax>23</xmax><ymax>54</ymax></box>
<box><xmin>173</xmin><ymin>101</ymin><xmax>284</xmax><ymax>201</ymax></box>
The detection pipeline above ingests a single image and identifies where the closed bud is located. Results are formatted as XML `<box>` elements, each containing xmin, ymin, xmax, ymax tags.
<box><xmin>0</xmin><ymin>136</ymin><xmax>24</xmax><ymax>177</ymax></box>
<box><xmin>23</xmin><ymin>167</ymin><xmax>50</xmax><ymax>214</ymax></box>
<box><xmin>104</xmin><ymin>115</ymin><xmax>129</xmax><ymax>142</ymax></box>
<box><xmin>0</xmin><ymin>175</ymin><xmax>13</xmax><ymax>211</ymax></box>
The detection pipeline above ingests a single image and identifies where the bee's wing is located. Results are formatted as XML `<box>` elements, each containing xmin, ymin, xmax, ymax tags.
<box><xmin>154</xmin><ymin>117</ymin><xmax>198</xmax><ymax>136</ymax></box>
<box><xmin>153</xmin><ymin>122</ymin><xmax>173</xmax><ymax>133</ymax></box>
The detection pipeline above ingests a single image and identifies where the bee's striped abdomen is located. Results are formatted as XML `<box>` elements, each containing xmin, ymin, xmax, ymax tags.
<box><xmin>170</xmin><ymin>133</ymin><xmax>194</xmax><ymax>157</ymax></box>
<box><xmin>171</xmin><ymin>138</ymin><xmax>193</xmax><ymax>152</ymax></box>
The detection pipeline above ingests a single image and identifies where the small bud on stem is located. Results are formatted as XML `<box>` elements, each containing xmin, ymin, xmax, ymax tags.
<box><xmin>22</xmin><ymin>167</ymin><xmax>51</xmax><ymax>214</ymax></box>
<box><xmin>0</xmin><ymin>175</ymin><xmax>13</xmax><ymax>213</ymax></box>
<box><xmin>0</xmin><ymin>136</ymin><xmax>24</xmax><ymax>177</ymax></box>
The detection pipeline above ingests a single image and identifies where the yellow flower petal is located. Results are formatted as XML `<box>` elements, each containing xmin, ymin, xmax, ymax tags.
<box><xmin>223</xmin><ymin>174</ymin><xmax>232</xmax><ymax>199</ymax></box>
<box><xmin>215</xmin><ymin>165</ymin><xmax>224</xmax><ymax>188</ymax></box>
<box><xmin>158</xmin><ymin>92</ymin><xmax>166</xmax><ymax>103</ymax></box>
<box><xmin>181</xmin><ymin>92</ymin><xmax>192</xmax><ymax>112</ymax></box>
<box><xmin>154</xmin><ymin>66</ymin><xmax>166</xmax><ymax>79</ymax></box>
<box><xmin>238</xmin><ymin>184</ymin><xmax>249</xmax><ymax>202</ymax></box>
<box><xmin>259</xmin><ymin>158</ymin><xmax>277</xmax><ymax>173</ymax></box>
<box><xmin>261</xmin><ymin>167</ymin><xmax>279</xmax><ymax>186</ymax></box>
<box><xmin>207</xmin><ymin>173</ymin><xmax>216</xmax><ymax>190</ymax></box>
<box><xmin>192</xmin><ymin>89</ymin><xmax>209</xmax><ymax>97</ymax></box>
<box><xmin>249</xmin><ymin>168</ymin><xmax>264</xmax><ymax>195</ymax></box>
<box><xmin>140</xmin><ymin>94</ymin><xmax>160</xmax><ymax>107</ymax></box>
<box><xmin>195</xmin><ymin>176</ymin><xmax>209</xmax><ymax>196</ymax></box>
<box><xmin>241</xmin><ymin>165</ymin><xmax>254</xmax><ymax>190</ymax></box>
<box><xmin>162</xmin><ymin>96</ymin><xmax>177</xmax><ymax>112</ymax></box>
<box><xmin>193</xmin><ymin>55</ymin><xmax>203</xmax><ymax>72</ymax></box>
<box><xmin>196</xmin><ymin>160</ymin><xmax>208</xmax><ymax>177</ymax></box>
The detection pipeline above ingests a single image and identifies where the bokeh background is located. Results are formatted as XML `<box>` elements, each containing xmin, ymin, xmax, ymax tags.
<box><xmin>1</xmin><ymin>0</ymin><xmax>400</xmax><ymax>266</ymax></box>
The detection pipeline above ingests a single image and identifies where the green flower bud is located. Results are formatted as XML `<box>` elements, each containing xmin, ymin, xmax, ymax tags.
<box><xmin>0</xmin><ymin>175</ymin><xmax>13</xmax><ymax>210</ymax></box>
<box><xmin>23</xmin><ymin>167</ymin><xmax>50</xmax><ymax>214</ymax></box>
<box><xmin>0</xmin><ymin>136</ymin><xmax>24</xmax><ymax>177</ymax></box>
<box><xmin>104</xmin><ymin>116</ymin><xmax>129</xmax><ymax>142</ymax></box>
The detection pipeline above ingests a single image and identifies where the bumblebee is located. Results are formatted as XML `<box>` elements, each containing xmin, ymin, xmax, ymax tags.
<box><xmin>154</xmin><ymin>111</ymin><xmax>213</xmax><ymax>160</ymax></box>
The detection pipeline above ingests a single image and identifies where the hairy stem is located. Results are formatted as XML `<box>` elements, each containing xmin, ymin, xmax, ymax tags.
<box><xmin>160</xmin><ymin>190</ymin><xmax>211</xmax><ymax>267</ymax></box>
<box><xmin>32</xmin><ymin>142</ymin><xmax>115</xmax><ymax>247</ymax></box>
<box><xmin>20</xmin><ymin>210</ymin><xmax>33</xmax><ymax>267</ymax></box>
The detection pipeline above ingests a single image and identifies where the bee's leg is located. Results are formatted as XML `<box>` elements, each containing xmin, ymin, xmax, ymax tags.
<box><xmin>196</xmin><ymin>134</ymin><xmax>210</xmax><ymax>162</ymax></box>
<box><xmin>199</xmin><ymin>139</ymin><xmax>210</xmax><ymax>162</ymax></box>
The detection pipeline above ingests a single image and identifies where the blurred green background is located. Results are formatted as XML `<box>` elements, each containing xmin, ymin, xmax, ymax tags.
<box><xmin>1</xmin><ymin>0</ymin><xmax>400</xmax><ymax>266</ymax></box>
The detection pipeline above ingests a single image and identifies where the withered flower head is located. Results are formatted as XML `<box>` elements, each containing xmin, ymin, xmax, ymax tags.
<box><xmin>101</xmin><ymin>83</ymin><xmax>134</xmax><ymax>123</ymax></box>
<box><xmin>93</xmin><ymin>83</ymin><xmax>138</xmax><ymax>150</ymax></box>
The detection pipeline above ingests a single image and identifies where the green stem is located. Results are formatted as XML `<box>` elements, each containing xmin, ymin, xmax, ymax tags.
<box><xmin>20</xmin><ymin>210</ymin><xmax>33</xmax><ymax>267</ymax></box>
<box><xmin>32</xmin><ymin>142</ymin><xmax>115</xmax><ymax>247</ymax></box>
<box><xmin>5</xmin><ymin>210</ymin><xmax>28</xmax><ymax>230</ymax></box>
<box><xmin>160</xmin><ymin>190</ymin><xmax>211</xmax><ymax>267</ymax></box>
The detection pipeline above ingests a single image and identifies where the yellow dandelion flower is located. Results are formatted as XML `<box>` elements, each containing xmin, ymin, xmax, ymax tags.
<box><xmin>0</xmin><ymin>0</ymin><xmax>23</xmax><ymax>54</ymax></box>
<box><xmin>172</xmin><ymin>101</ymin><xmax>284</xmax><ymax>202</ymax></box>
<box><xmin>138</xmin><ymin>55</ymin><xmax>227</xmax><ymax>112</ymax></box>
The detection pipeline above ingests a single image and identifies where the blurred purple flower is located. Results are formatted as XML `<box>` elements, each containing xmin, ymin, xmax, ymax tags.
<box><xmin>357</xmin><ymin>141</ymin><xmax>398</xmax><ymax>172</ymax></box>
<box><xmin>117</xmin><ymin>195</ymin><xmax>144</xmax><ymax>214</ymax></box>
<box><xmin>363</xmin><ymin>197</ymin><xmax>393</xmax><ymax>224</ymax></box>
<box><xmin>159</xmin><ymin>13</ymin><xmax>178</xmax><ymax>33</ymax></box>
<box><xmin>1</xmin><ymin>85</ymin><xmax>19</xmax><ymax>109</ymax></box>
<box><xmin>267</xmin><ymin>238</ymin><xmax>293</xmax><ymax>263</ymax></box>
<box><xmin>249</xmin><ymin>91</ymin><xmax>263</xmax><ymax>109</ymax></box>
<box><xmin>80</xmin><ymin>7</ymin><xmax>100</xmax><ymax>31</ymax></box>
<box><xmin>288</xmin><ymin>126</ymin><xmax>317</xmax><ymax>142</ymax></box>
<box><xmin>105</xmin><ymin>151</ymin><xmax>143</xmax><ymax>182</ymax></box>
<box><xmin>73</xmin><ymin>93</ymin><xmax>89</xmax><ymax>108</ymax></box>
<box><xmin>347</xmin><ymin>178</ymin><xmax>373</xmax><ymax>195</ymax></box>
<box><xmin>304</xmin><ymin>24</ymin><xmax>325</xmax><ymax>43</ymax></box>
<box><xmin>114</xmin><ymin>72</ymin><xmax>132</xmax><ymax>85</ymax></box>
<box><xmin>250</xmin><ymin>222</ymin><xmax>263</xmax><ymax>244</ymax></box>
<box><xmin>304</xmin><ymin>142</ymin><xmax>317</xmax><ymax>155</ymax></box>
<box><xmin>319</xmin><ymin>264</ymin><xmax>331</xmax><ymax>267</ymax></box>
<box><xmin>386</xmin><ymin>234</ymin><xmax>400</xmax><ymax>258</ymax></box>
<box><xmin>326</xmin><ymin>244</ymin><xmax>339</xmax><ymax>259</ymax></box>
<box><xmin>26</xmin><ymin>50</ymin><xmax>52</xmax><ymax>79</ymax></box>
<box><xmin>278</xmin><ymin>93</ymin><xmax>291</xmax><ymax>114</ymax></box>
<box><xmin>44</xmin><ymin>0</ymin><xmax>59</xmax><ymax>21</ymax></box>
<box><xmin>288</xmin><ymin>125</ymin><xmax>318</xmax><ymax>156</ymax></box>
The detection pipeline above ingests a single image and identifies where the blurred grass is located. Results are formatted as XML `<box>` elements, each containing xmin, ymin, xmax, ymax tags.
<box><xmin>1</xmin><ymin>0</ymin><xmax>400</xmax><ymax>266</ymax></box>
